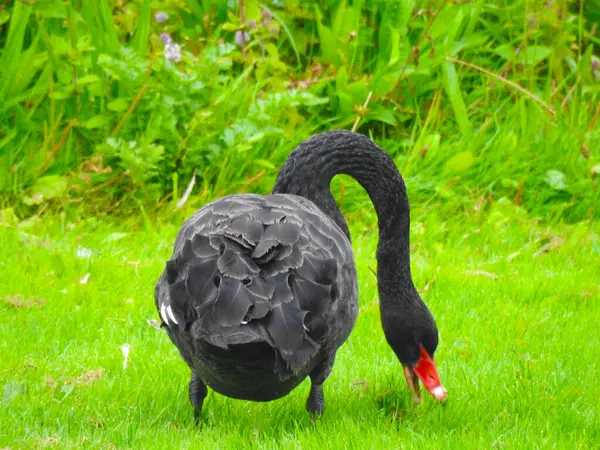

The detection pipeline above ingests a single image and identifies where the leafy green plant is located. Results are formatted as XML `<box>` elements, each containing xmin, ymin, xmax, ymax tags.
<box><xmin>0</xmin><ymin>0</ymin><xmax>597</xmax><ymax>221</ymax></box>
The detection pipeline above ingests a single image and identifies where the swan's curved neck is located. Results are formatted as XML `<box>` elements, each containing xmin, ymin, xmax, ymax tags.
<box><xmin>272</xmin><ymin>130</ymin><xmax>417</xmax><ymax>298</ymax></box>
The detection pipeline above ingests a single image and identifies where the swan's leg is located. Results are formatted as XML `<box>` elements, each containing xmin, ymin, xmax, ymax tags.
<box><xmin>189</xmin><ymin>372</ymin><xmax>207</xmax><ymax>425</ymax></box>
<box><xmin>305</xmin><ymin>352</ymin><xmax>336</xmax><ymax>420</ymax></box>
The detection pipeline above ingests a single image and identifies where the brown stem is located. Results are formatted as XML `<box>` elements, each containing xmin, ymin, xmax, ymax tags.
<box><xmin>38</xmin><ymin>118</ymin><xmax>78</xmax><ymax>174</ymax></box>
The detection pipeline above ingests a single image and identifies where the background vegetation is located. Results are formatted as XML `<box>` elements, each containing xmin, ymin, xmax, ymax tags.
<box><xmin>0</xmin><ymin>0</ymin><xmax>598</xmax><ymax>221</ymax></box>
<box><xmin>1</xmin><ymin>0</ymin><xmax>599</xmax><ymax>448</ymax></box>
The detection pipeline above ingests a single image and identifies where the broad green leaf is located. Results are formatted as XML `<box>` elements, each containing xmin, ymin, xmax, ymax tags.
<box><xmin>24</xmin><ymin>175</ymin><xmax>68</xmax><ymax>205</ymax></box>
<box><xmin>0</xmin><ymin>10</ymin><xmax>9</xmax><ymax>26</ymax></box>
<box><xmin>388</xmin><ymin>28</ymin><xmax>401</xmax><ymax>66</ymax></box>
<box><xmin>336</xmin><ymin>91</ymin><xmax>353</xmax><ymax>114</ymax></box>
<box><xmin>107</xmin><ymin>98</ymin><xmax>130</xmax><ymax>112</ymax></box>
<box><xmin>76</xmin><ymin>74</ymin><xmax>101</xmax><ymax>85</ymax></box>
<box><xmin>246</xmin><ymin>0</ymin><xmax>260</xmax><ymax>21</ymax></box>
<box><xmin>336</xmin><ymin>66</ymin><xmax>348</xmax><ymax>91</ymax></box>
<box><xmin>442</xmin><ymin>61</ymin><xmax>472</xmax><ymax>138</ymax></box>
<box><xmin>430</xmin><ymin>5</ymin><xmax>462</xmax><ymax>38</ymax></box>
<box><xmin>50</xmin><ymin>88</ymin><xmax>74</xmax><ymax>100</ymax></box>
<box><xmin>82</xmin><ymin>115</ymin><xmax>111</xmax><ymax>129</ymax></box>
<box><xmin>347</xmin><ymin>81</ymin><xmax>368</xmax><ymax>105</ymax></box>
<box><xmin>33</xmin><ymin>0</ymin><xmax>67</xmax><ymax>18</ymax></box>
<box><xmin>517</xmin><ymin>46</ymin><xmax>551</xmax><ymax>66</ymax></box>
<box><xmin>316</xmin><ymin>21</ymin><xmax>339</xmax><ymax>65</ymax></box>
<box><xmin>368</xmin><ymin>109</ymin><xmax>397</xmax><ymax>126</ymax></box>
<box><xmin>399</xmin><ymin>0</ymin><xmax>415</xmax><ymax>28</ymax></box>
<box><xmin>222</xmin><ymin>22</ymin><xmax>242</xmax><ymax>31</ymax></box>
<box><xmin>371</xmin><ymin>71</ymin><xmax>401</xmax><ymax>97</ymax></box>
<box><xmin>445</xmin><ymin>151</ymin><xmax>475</xmax><ymax>173</ymax></box>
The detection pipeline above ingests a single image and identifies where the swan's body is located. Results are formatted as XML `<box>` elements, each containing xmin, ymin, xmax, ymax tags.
<box><xmin>155</xmin><ymin>194</ymin><xmax>357</xmax><ymax>410</ymax></box>
<box><xmin>155</xmin><ymin>130</ymin><xmax>446</xmax><ymax>422</ymax></box>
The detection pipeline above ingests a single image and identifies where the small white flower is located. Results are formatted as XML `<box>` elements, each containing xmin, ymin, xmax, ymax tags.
<box><xmin>159</xmin><ymin>33</ymin><xmax>172</xmax><ymax>44</ymax></box>
<box><xmin>155</xmin><ymin>12</ymin><xmax>169</xmax><ymax>23</ymax></box>
<box><xmin>165</xmin><ymin>42</ymin><xmax>182</xmax><ymax>63</ymax></box>
<box><xmin>234</xmin><ymin>30</ymin><xmax>250</xmax><ymax>47</ymax></box>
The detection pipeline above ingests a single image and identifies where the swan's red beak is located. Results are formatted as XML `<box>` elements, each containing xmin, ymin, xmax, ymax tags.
<box><xmin>403</xmin><ymin>346</ymin><xmax>447</xmax><ymax>403</ymax></box>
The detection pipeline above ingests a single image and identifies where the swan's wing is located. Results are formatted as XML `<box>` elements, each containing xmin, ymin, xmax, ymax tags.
<box><xmin>155</xmin><ymin>194</ymin><xmax>353</xmax><ymax>374</ymax></box>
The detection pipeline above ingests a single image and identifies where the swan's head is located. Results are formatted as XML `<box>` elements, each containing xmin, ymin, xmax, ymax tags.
<box><xmin>382</xmin><ymin>303</ymin><xmax>447</xmax><ymax>404</ymax></box>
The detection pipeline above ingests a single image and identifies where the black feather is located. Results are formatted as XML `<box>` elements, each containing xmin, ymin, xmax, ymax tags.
<box><xmin>246</xmin><ymin>301</ymin><xmax>270</xmax><ymax>320</ymax></box>
<box><xmin>251</xmin><ymin>239</ymin><xmax>279</xmax><ymax>259</ymax></box>
<box><xmin>296</xmin><ymin>253</ymin><xmax>338</xmax><ymax>285</ymax></box>
<box><xmin>254</xmin><ymin>244</ymin><xmax>281</xmax><ymax>265</ymax></box>
<box><xmin>280</xmin><ymin>336</ymin><xmax>319</xmax><ymax>373</ymax></box>
<box><xmin>245</xmin><ymin>276</ymin><xmax>275</xmax><ymax>300</ymax></box>
<box><xmin>262</xmin><ymin>222</ymin><xmax>301</xmax><ymax>245</ymax></box>
<box><xmin>303</xmin><ymin>312</ymin><xmax>329</xmax><ymax>342</ymax></box>
<box><xmin>191</xmin><ymin>234</ymin><xmax>219</xmax><ymax>258</ymax></box>
<box><xmin>291</xmin><ymin>277</ymin><xmax>331</xmax><ymax>315</ymax></box>
<box><xmin>212</xmin><ymin>277</ymin><xmax>253</xmax><ymax>327</ymax></box>
<box><xmin>267</xmin><ymin>245</ymin><xmax>303</xmax><ymax>275</ymax></box>
<box><xmin>181</xmin><ymin>239</ymin><xmax>197</xmax><ymax>262</ymax></box>
<box><xmin>273</xmin><ymin>273</ymin><xmax>294</xmax><ymax>303</ymax></box>
<box><xmin>226</xmin><ymin>214</ymin><xmax>264</xmax><ymax>244</ymax></box>
<box><xmin>305</xmin><ymin>223</ymin><xmax>336</xmax><ymax>250</ymax></box>
<box><xmin>165</xmin><ymin>259</ymin><xmax>179</xmax><ymax>283</ymax></box>
<box><xmin>274</xmin><ymin>244</ymin><xmax>293</xmax><ymax>260</ymax></box>
<box><xmin>218</xmin><ymin>232</ymin><xmax>253</xmax><ymax>249</ymax></box>
<box><xmin>217</xmin><ymin>247</ymin><xmax>260</xmax><ymax>279</ymax></box>
<box><xmin>168</xmin><ymin>280</ymin><xmax>195</xmax><ymax>325</ymax></box>
<box><xmin>265</xmin><ymin>301</ymin><xmax>306</xmax><ymax>353</ymax></box>
<box><xmin>220</xmin><ymin>322</ymin><xmax>264</xmax><ymax>345</ymax></box>
<box><xmin>211</xmin><ymin>198</ymin><xmax>259</xmax><ymax>216</ymax></box>
<box><xmin>186</xmin><ymin>258</ymin><xmax>220</xmax><ymax>303</ymax></box>
<box><xmin>247</xmin><ymin>209</ymin><xmax>287</xmax><ymax>224</ymax></box>
<box><xmin>194</xmin><ymin>315</ymin><xmax>231</xmax><ymax>349</ymax></box>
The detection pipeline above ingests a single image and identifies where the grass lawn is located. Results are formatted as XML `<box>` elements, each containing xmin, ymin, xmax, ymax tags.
<box><xmin>1</xmin><ymin>204</ymin><xmax>599</xmax><ymax>449</ymax></box>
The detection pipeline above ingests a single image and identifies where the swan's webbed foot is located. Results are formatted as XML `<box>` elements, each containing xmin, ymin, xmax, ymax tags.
<box><xmin>306</xmin><ymin>383</ymin><xmax>325</xmax><ymax>421</ymax></box>
<box><xmin>189</xmin><ymin>373</ymin><xmax>207</xmax><ymax>426</ymax></box>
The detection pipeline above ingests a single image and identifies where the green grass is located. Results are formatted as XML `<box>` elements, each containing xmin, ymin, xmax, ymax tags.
<box><xmin>1</xmin><ymin>0</ymin><xmax>599</xmax><ymax>447</ymax></box>
<box><xmin>1</xmin><ymin>202</ymin><xmax>599</xmax><ymax>449</ymax></box>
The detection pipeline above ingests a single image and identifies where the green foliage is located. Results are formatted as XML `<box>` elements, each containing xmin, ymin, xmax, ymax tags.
<box><xmin>0</xmin><ymin>0</ymin><xmax>598</xmax><ymax>221</ymax></box>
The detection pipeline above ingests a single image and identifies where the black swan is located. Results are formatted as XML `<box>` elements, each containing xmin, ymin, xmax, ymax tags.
<box><xmin>154</xmin><ymin>130</ymin><xmax>446</xmax><ymax>423</ymax></box>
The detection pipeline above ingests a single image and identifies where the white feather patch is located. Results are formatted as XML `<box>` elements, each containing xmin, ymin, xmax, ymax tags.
<box><xmin>160</xmin><ymin>303</ymin><xmax>169</xmax><ymax>326</ymax></box>
<box><xmin>166</xmin><ymin>305</ymin><xmax>178</xmax><ymax>325</ymax></box>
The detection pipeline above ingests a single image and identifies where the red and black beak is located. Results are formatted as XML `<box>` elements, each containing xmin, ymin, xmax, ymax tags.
<box><xmin>402</xmin><ymin>346</ymin><xmax>447</xmax><ymax>403</ymax></box>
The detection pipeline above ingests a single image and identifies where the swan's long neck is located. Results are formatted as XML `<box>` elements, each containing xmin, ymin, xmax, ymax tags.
<box><xmin>272</xmin><ymin>130</ymin><xmax>418</xmax><ymax>302</ymax></box>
